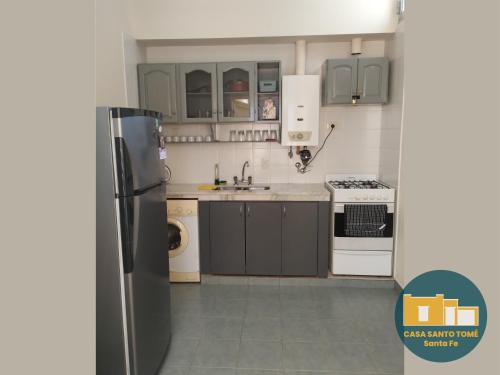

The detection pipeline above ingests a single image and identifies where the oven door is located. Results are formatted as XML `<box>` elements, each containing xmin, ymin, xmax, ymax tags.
<box><xmin>333</xmin><ymin>202</ymin><xmax>394</xmax><ymax>251</ymax></box>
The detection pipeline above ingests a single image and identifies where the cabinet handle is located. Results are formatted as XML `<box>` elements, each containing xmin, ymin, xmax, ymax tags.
<box><xmin>240</xmin><ymin>204</ymin><xmax>243</xmax><ymax>217</ymax></box>
<box><xmin>247</xmin><ymin>205</ymin><xmax>251</xmax><ymax>217</ymax></box>
<box><xmin>283</xmin><ymin>205</ymin><xmax>286</xmax><ymax>217</ymax></box>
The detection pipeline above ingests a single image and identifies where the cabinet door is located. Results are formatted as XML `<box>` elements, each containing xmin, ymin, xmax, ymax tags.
<box><xmin>324</xmin><ymin>58</ymin><xmax>357</xmax><ymax>104</ymax></box>
<box><xmin>356</xmin><ymin>57</ymin><xmax>389</xmax><ymax>104</ymax></box>
<box><xmin>138</xmin><ymin>64</ymin><xmax>178</xmax><ymax>123</ymax></box>
<box><xmin>179</xmin><ymin>63</ymin><xmax>218</xmax><ymax>123</ymax></box>
<box><xmin>282</xmin><ymin>202</ymin><xmax>318</xmax><ymax>276</ymax></box>
<box><xmin>245</xmin><ymin>202</ymin><xmax>282</xmax><ymax>275</ymax></box>
<box><xmin>209</xmin><ymin>202</ymin><xmax>246</xmax><ymax>275</ymax></box>
<box><xmin>217</xmin><ymin>62</ymin><xmax>256</xmax><ymax>122</ymax></box>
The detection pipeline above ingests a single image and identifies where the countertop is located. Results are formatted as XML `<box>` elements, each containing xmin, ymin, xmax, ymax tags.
<box><xmin>165</xmin><ymin>183</ymin><xmax>331</xmax><ymax>201</ymax></box>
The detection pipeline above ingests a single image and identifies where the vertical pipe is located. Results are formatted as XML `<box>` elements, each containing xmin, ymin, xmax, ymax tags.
<box><xmin>295</xmin><ymin>39</ymin><xmax>306</xmax><ymax>75</ymax></box>
<box><xmin>351</xmin><ymin>37</ymin><xmax>362</xmax><ymax>55</ymax></box>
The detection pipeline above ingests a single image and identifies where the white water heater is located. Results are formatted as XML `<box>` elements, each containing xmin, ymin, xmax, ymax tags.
<box><xmin>281</xmin><ymin>75</ymin><xmax>320</xmax><ymax>146</ymax></box>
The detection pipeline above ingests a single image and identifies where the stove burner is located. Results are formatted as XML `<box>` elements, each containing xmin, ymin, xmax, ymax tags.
<box><xmin>328</xmin><ymin>180</ymin><xmax>389</xmax><ymax>189</ymax></box>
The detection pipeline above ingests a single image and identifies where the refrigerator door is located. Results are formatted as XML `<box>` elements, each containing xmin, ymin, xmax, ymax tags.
<box><xmin>112</xmin><ymin>108</ymin><xmax>164</xmax><ymax>194</ymax></box>
<box><xmin>96</xmin><ymin>107</ymin><xmax>130</xmax><ymax>375</ymax></box>
<box><xmin>120</xmin><ymin>182</ymin><xmax>171</xmax><ymax>375</ymax></box>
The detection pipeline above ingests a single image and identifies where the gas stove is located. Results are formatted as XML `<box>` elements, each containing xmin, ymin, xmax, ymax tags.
<box><xmin>328</xmin><ymin>180</ymin><xmax>390</xmax><ymax>190</ymax></box>
<box><xmin>325</xmin><ymin>174</ymin><xmax>395</xmax><ymax>203</ymax></box>
<box><xmin>325</xmin><ymin>174</ymin><xmax>396</xmax><ymax>277</ymax></box>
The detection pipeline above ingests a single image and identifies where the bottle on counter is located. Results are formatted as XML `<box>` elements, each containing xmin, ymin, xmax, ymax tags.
<box><xmin>214</xmin><ymin>163</ymin><xmax>220</xmax><ymax>185</ymax></box>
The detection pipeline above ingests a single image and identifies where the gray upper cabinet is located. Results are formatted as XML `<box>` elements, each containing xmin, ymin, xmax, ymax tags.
<box><xmin>356</xmin><ymin>57</ymin><xmax>389</xmax><ymax>104</ymax></box>
<box><xmin>217</xmin><ymin>62</ymin><xmax>256</xmax><ymax>122</ymax></box>
<box><xmin>138</xmin><ymin>64</ymin><xmax>178</xmax><ymax>123</ymax></box>
<box><xmin>322</xmin><ymin>57</ymin><xmax>389</xmax><ymax>105</ymax></box>
<box><xmin>209</xmin><ymin>202</ymin><xmax>246</xmax><ymax>275</ymax></box>
<box><xmin>179</xmin><ymin>63</ymin><xmax>218</xmax><ymax>123</ymax></box>
<box><xmin>323</xmin><ymin>58</ymin><xmax>357</xmax><ymax>104</ymax></box>
<box><xmin>282</xmin><ymin>202</ymin><xmax>318</xmax><ymax>276</ymax></box>
<box><xmin>245</xmin><ymin>202</ymin><xmax>282</xmax><ymax>275</ymax></box>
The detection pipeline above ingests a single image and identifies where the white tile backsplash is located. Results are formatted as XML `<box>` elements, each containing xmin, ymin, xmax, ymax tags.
<box><xmin>164</xmin><ymin>106</ymin><xmax>384</xmax><ymax>184</ymax></box>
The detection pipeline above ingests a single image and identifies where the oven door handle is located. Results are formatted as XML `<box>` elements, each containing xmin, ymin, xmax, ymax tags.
<box><xmin>334</xmin><ymin>203</ymin><xmax>395</xmax><ymax>214</ymax></box>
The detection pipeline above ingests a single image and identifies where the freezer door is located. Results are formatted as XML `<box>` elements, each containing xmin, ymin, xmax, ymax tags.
<box><xmin>112</xmin><ymin>111</ymin><xmax>163</xmax><ymax>192</ymax></box>
<box><xmin>122</xmin><ymin>183</ymin><xmax>171</xmax><ymax>375</ymax></box>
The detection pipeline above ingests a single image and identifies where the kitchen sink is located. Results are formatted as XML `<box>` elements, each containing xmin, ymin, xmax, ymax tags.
<box><xmin>215</xmin><ymin>185</ymin><xmax>270</xmax><ymax>191</ymax></box>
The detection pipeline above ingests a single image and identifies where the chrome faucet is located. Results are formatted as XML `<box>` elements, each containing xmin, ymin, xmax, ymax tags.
<box><xmin>234</xmin><ymin>161</ymin><xmax>251</xmax><ymax>185</ymax></box>
<box><xmin>241</xmin><ymin>161</ymin><xmax>249</xmax><ymax>182</ymax></box>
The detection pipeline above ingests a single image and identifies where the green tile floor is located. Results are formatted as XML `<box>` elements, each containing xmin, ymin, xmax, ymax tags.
<box><xmin>159</xmin><ymin>282</ymin><xmax>403</xmax><ymax>375</ymax></box>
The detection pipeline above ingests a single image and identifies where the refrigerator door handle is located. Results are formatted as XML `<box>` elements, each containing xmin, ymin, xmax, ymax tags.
<box><xmin>114</xmin><ymin>137</ymin><xmax>135</xmax><ymax>197</ymax></box>
<box><xmin>118</xmin><ymin>196</ymin><xmax>134</xmax><ymax>273</ymax></box>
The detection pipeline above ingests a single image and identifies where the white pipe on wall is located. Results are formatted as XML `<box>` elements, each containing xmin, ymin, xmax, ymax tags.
<box><xmin>295</xmin><ymin>39</ymin><xmax>306</xmax><ymax>75</ymax></box>
<box><xmin>351</xmin><ymin>37</ymin><xmax>362</xmax><ymax>55</ymax></box>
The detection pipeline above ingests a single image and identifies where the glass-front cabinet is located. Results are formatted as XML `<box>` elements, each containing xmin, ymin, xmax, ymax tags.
<box><xmin>179</xmin><ymin>63</ymin><xmax>218</xmax><ymax>123</ymax></box>
<box><xmin>217</xmin><ymin>62</ymin><xmax>256</xmax><ymax>122</ymax></box>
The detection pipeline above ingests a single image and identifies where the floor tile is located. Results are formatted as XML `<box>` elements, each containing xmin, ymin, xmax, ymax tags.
<box><xmin>317</xmin><ymin>318</ymin><xmax>366</xmax><ymax>344</ymax></box>
<box><xmin>281</xmin><ymin>300</ymin><xmax>318</xmax><ymax>319</ymax></box>
<box><xmin>242</xmin><ymin>317</ymin><xmax>282</xmax><ymax>342</ymax></box>
<box><xmin>203</xmin><ymin>298</ymin><xmax>248</xmax><ymax>318</ymax></box>
<box><xmin>368</xmin><ymin>343</ymin><xmax>404</xmax><ymax>374</ymax></box>
<box><xmin>158</xmin><ymin>366</ymin><xmax>190</xmax><ymax>375</ymax></box>
<box><xmin>237</xmin><ymin>369</ymin><xmax>283</xmax><ymax>375</ymax></box>
<box><xmin>163</xmin><ymin>338</ymin><xmax>199</xmax><ymax>367</ymax></box>
<box><xmin>172</xmin><ymin>296</ymin><xmax>216</xmax><ymax>316</ymax></box>
<box><xmin>280</xmin><ymin>286</ymin><xmax>313</xmax><ymax>301</ymax></box>
<box><xmin>171</xmin><ymin>314</ymin><xmax>203</xmax><ymax>339</ymax></box>
<box><xmin>193</xmin><ymin>339</ymin><xmax>240</xmax><ymax>368</ymax></box>
<box><xmin>314</xmin><ymin>299</ymin><xmax>355</xmax><ymax>320</ymax></box>
<box><xmin>214</xmin><ymin>285</ymin><xmax>249</xmax><ymax>299</ymax></box>
<box><xmin>248</xmin><ymin>285</ymin><xmax>281</xmax><ymax>300</ymax></box>
<box><xmin>247</xmin><ymin>277</ymin><xmax>280</xmax><ymax>286</ymax></box>
<box><xmin>283</xmin><ymin>341</ymin><xmax>376</xmax><ymax>372</ymax></box>
<box><xmin>189</xmin><ymin>367</ymin><xmax>236</xmax><ymax>375</ymax></box>
<box><xmin>246</xmin><ymin>298</ymin><xmax>281</xmax><ymax>318</ymax></box>
<box><xmin>281</xmin><ymin>318</ymin><xmax>321</xmax><ymax>342</ymax></box>
<box><xmin>238</xmin><ymin>340</ymin><xmax>283</xmax><ymax>370</ymax></box>
<box><xmin>202</xmin><ymin>317</ymin><xmax>243</xmax><ymax>339</ymax></box>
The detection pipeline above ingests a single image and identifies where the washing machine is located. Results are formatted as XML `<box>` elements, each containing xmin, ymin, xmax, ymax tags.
<box><xmin>167</xmin><ymin>199</ymin><xmax>200</xmax><ymax>282</ymax></box>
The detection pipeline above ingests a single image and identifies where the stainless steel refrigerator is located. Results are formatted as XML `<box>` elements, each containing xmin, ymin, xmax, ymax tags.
<box><xmin>97</xmin><ymin>107</ymin><xmax>171</xmax><ymax>375</ymax></box>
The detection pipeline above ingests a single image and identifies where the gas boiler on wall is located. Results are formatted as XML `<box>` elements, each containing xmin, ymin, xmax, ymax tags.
<box><xmin>281</xmin><ymin>75</ymin><xmax>320</xmax><ymax>146</ymax></box>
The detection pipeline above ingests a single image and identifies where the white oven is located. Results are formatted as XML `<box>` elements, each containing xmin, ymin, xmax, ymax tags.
<box><xmin>325</xmin><ymin>175</ymin><xmax>395</xmax><ymax>277</ymax></box>
<box><xmin>332</xmin><ymin>202</ymin><xmax>394</xmax><ymax>276</ymax></box>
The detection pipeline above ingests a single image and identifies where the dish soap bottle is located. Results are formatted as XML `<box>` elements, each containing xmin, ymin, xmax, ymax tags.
<box><xmin>214</xmin><ymin>163</ymin><xmax>220</xmax><ymax>185</ymax></box>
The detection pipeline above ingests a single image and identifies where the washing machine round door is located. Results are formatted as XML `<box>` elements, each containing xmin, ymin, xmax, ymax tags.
<box><xmin>167</xmin><ymin>218</ymin><xmax>189</xmax><ymax>258</ymax></box>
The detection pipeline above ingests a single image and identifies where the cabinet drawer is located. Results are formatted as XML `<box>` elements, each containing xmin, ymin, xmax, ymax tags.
<box><xmin>332</xmin><ymin>250</ymin><xmax>392</xmax><ymax>276</ymax></box>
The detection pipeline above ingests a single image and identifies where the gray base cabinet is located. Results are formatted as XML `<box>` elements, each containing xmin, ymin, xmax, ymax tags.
<box><xmin>245</xmin><ymin>202</ymin><xmax>282</xmax><ymax>275</ymax></box>
<box><xmin>282</xmin><ymin>202</ymin><xmax>318</xmax><ymax>276</ymax></box>
<box><xmin>201</xmin><ymin>201</ymin><xmax>329</xmax><ymax>277</ymax></box>
<box><xmin>209</xmin><ymin>202</ymin><xmax>246</xmax><ymax>275</ymax></box>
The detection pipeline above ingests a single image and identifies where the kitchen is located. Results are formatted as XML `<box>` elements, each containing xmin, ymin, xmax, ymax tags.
<box><xmin>97</xmin><ymin>1</ymin><xmax>405</xmax><ymax>374</ymax></box>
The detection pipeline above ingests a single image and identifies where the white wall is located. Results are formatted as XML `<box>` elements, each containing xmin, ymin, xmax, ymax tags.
<box><xmin>123</xmin><ymin>33</ymin><xmax>146</xmax><ymax>108</ymax></box>
<box><xmin>147</xmin><ymin>40</ymin><xmax>387</xmax><ymax>183</ymax></box>
<box><xmin>379</xmin><ymin>21</ymin><xmax>404</xmax><ymax>188</ymax></box>
<box><xmin>96</xmin><ymin>0</ymin><xmax>145</xmax><ymax>106</ymax></box>
<box><xmin>132</xmin><ymin>0</ymin><xmax>398</xmax><ymax>40</ymax></box>
<box><xmin>380</xmin><ymin>21</ymin><xmax>405</xmax><ymax>285</ymax></box>
<box><xmin>400</xmin><ymin>1</ymin><xmax>499</xmax><ymax>373</ymax></box>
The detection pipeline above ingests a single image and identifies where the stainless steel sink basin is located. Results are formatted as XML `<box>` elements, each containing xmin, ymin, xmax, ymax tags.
<box><xmin>215</xmin><ymin>185</ymin><xmax>270</xmax><ymax>191</ymax></box>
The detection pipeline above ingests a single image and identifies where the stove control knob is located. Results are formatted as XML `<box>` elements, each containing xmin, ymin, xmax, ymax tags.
<box><xmin>186</xmin><ymin>209</ymin><xmax>192</xmax><ymax>215</ymax></box>
<box><xmin>176</xmin><ymin>207</ymin><xmax>182</xmax><ymax>214</ymax></box>
<box><xmin>354</xmin><ymin>197</ymin><xmax>360</xmax><ymax>201</ymax></box>
<box><xmin>362</xmin><ymin>197</ymin><xmax>368</xmax><ymax>201</ymax></box>
<box><xmin>369</xmin><ymin>197</ymin><xmax>375</xmax><ymax>201</ymax></box>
